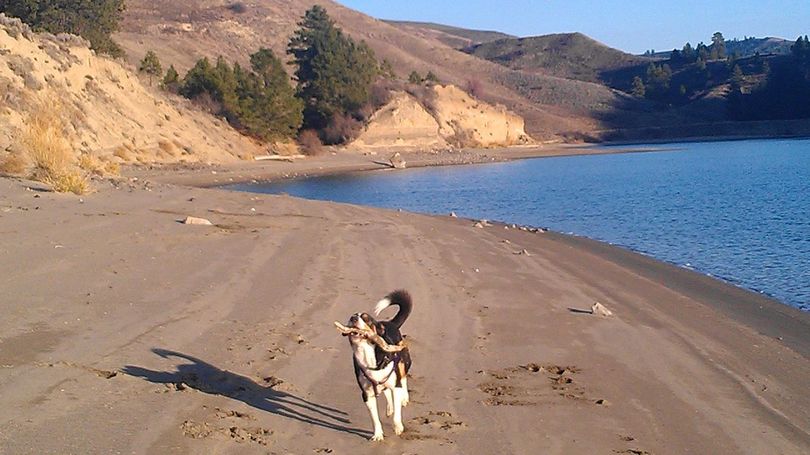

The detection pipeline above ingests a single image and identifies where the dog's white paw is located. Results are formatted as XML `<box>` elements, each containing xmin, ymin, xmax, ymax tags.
<box><xmin>401</xmin><ymin>392</ymin><xmax>410</xmax><ymax>407</ymax></box>
<box><xmin>370</xmin><ymin>432</ymin><xmax>384</xmax><ymax>442</ymax></box>
<box><xmin>394</xmin><ymin>423</ymin><xmax>405</xmax><ymax>436</ymax></box>
<box><xmin>386</xmin><ymin>405</ymin><xmax>394</xmax><ymax>417</ymax></box>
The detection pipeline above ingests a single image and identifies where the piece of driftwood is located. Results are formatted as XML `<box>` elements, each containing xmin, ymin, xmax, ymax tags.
<box><xmin>334</xmin><ymin>321</ymin><xmax>406</xmax><ymax>353</ymax></box>
<box><xmin>254</xmin><ymin>155</ymin><xmax>306</xmax><ymax>162</ymax></box>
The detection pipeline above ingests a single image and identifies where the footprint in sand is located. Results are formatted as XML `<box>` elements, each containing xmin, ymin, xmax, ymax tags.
<box><xmin>181</xmin><ymin>408</ymin><xmax>270</xmax><ymax>446</ymax></box>
<box><xmin>478</xmin><ymin>363</ymin><xmax>607</xmax><ymax>406</ymax></box>
<box><xmin>403</xmin><ymin>410</ymin><xmax>467</xmax><ymax>441</ymax></box>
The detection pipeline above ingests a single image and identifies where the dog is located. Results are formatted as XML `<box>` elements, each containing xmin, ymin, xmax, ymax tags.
<box><xmin>344</xmin><ymin>290</ymin><xmax>413</xmax><ymax>441</ymax></box>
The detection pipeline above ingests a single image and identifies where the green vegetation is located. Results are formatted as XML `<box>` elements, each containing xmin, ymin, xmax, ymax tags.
<box><xmin>138</xmin><ymin>50</ymin><xmax>162</xmax><ymax>85</ymax></box>
<box><xmin>179</xmin><ymin>49</ymin><xmax>303</xmax><ymax>142</ymax></box>
<box><xmin>162</xmin><ymin>65</ymin><xmax>179</xmax><ymax>91</ymax></box>
<box><xmin>631</xmin><ymin>76</ymin><xmax>645</xmax><ymax>97</ymax></box>
<box><xmin>727</xmin><ymin>36</ymin><xmax>810</xmax><ymax>120</ymax></box>
<box><xmin>0</xmin><ymin>0</ymin><xmax>125</xmax><ymax>56</ymax></box>
<box><xmin>287</xmin><ymin>5</ymin><xmax>379</xmax><ymax>140</ymax></box>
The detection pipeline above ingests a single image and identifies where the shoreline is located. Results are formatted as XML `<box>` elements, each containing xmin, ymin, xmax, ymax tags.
<box><xmin>194</xmin><ymin>141</ymin><xmax>808</xmax><ymax>319</ymax></box>
<box><xmin>132</xmin><ymin>143</ymin><xmax>678</xmax><ymax>188</ymax></box>
<box><xmin>601</xmin><ymin>133</ymin><xmax>810</xmax><ymax>147</ymax></box>
<box><xmin>135</xmin><ymin>141</ymin><xmax>809</xmax><ymax>319</ymax></box>
<box><xmin>1</xmin><ymin>174</ymin><xmax>808</xmax><ymax>453</ymax></box>
<box><xmin>546</xmin><ymin>231</ymin><xmax>810</xmax><ymax>358</ymax></box>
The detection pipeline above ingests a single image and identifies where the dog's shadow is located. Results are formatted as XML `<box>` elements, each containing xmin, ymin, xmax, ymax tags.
<box><xmin>122</xmin><ymin>348</ymin><xmax>370</xmax><ymax>438</ymax></box>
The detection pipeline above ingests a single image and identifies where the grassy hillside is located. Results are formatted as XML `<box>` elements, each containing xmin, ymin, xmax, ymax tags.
<box><xmin>384</xmin><ymin>20</ymin><xmax>515</xmax><ymax>49</ymax></box>
<box><xmin>465</xmin><ymin>33</ymin><xmax>650</xmax><ymax>84</ymax></box>
<box><xmin>111</xmin><ymin>2</ymin><xmax>800</xmax><ymax>142</ymax></box>
<box><xmin>0</xmin><ymin>13</ymin><xmax>261</xmax><ymax>189</ymax></box>
<box><xmin>116</xmin><ymin>0</ymin><xmax>680</xmax><ymax>141</ymax></box>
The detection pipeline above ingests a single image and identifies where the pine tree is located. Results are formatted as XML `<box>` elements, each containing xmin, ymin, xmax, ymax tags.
<box><xmin>425</xmin><ymin>71</ymin><xmax>440</xmax><ymax>83</ymax></box>
<box><xmin>1</xmin><ymin>0</ymin><xmax>126</xmax><ymax>56</ymax></box>
<box><xmin>711</xmin><ymin>32</ymin><xmax>726</xmax><ymax>60</ymax></box>
<box><xmin>237</xmin><ymin>48</ymin><xmax>304</xmax><ymax>141</ymax></box>
<box><xmin>631</xmin><ymin>76</ymin><xmax>646</xmax><ymax>97</ymax></box>
<box><xmin>178</xmin><ymin>51</ymin><xmax>303</xmax><ymax>141</ymax></box>
<box><xmin>287</xmin><ymin>5</ymin><xmax>379</xmax><ymax>132</ymax></box>
<box><xmin>682</xmin><ymin>42</ymin><xmax>695</xmax><ymax>62</ymax></box>
<box><xmin>162</xmin><ymin>64</ymin><xmax>179</xmax><ymax>91</ymax></box>
<box><xmin>138</xmin><ymin>50</ymin><xmax>162</xmax><ymax>86</ymax></box>
<box><xmin>408</xmin><ymin>71</ymin><xmax>423</xmax><ymax>84</ymax></box>
<box><xmin>731</xmin><ymin>65</ymin><xmax>744</xmax><ymax>89</ymax></box>
<box><xmin>645</xmin><ymin>63</ymin><xmax>672</xmax><ymax>96</ymax></box>
<box><xmin>380</xmin><ymin>59</ymin><xmax>396</xmax><ymax>79</ymax></box>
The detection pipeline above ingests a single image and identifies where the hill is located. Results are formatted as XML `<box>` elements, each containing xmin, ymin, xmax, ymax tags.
<box><xmin>465</xmin><ymin>33</ymin><xmax>651</xmax><ymax>84</ymax></box>
<box><xmin>114</xmin><ymin>0</ymin><xmax>677</xmax><ymax>142</ymax></box>
<box><xmin>0</xmin><ymin>14</ymin><xmax>260</xmax><ymax>168</ymax></box>
<box><xmin>383</xmin><ymin>20</ymin><xmax>515</xmax><ymax>49</ymax></box>
<box><xmin>648</xmin><ymin>37</ymin><xmax>794</xmax><ymax>59</ymax></box>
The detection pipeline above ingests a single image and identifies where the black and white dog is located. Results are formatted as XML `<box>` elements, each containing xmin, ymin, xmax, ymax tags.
<box><xmin>344</xmin><ymin>290</ymin><xmax>413</xmax><ymax>441</ymax></box>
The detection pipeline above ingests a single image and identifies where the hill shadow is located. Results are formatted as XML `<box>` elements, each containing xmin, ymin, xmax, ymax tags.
<box><xmin>122</xmin><ymin>348</ymin><xmax>370</xmax><ymax>439</ymax></box>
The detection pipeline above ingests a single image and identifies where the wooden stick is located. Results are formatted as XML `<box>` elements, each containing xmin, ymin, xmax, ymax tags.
<box><xmin>334</xmin><ymin>321</ymin><xmax>406</xmax><ymax>353</ymax></box>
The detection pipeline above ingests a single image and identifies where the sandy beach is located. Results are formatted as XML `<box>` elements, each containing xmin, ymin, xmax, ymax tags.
<box><xmin>1</xmin><ymin>156</ymin><xmax>809</xmax><ymax>454</ymax></box>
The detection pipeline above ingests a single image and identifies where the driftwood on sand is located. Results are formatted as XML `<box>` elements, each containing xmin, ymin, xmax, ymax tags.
<box><xmin>333</xmin><ymin>321</ymin><xmax>407</xmax><ymax>353</ymax></box>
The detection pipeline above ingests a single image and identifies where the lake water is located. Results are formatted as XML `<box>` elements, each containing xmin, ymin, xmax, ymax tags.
<box><xmin>227</xmin><ymin>139</ymin><xmax>810</xmax><ymax>311</ymax></box>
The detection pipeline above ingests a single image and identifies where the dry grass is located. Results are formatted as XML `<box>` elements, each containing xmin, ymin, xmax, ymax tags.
<box><xmin>41</xmin><ymin>171</ymin><xmax>91</xmax><ymax>195</ymax></box>
<box><xmin>21</xmin><ymin>99</ymin><xmax>90</xmax><ymax>194</ymax></box>
<box><xmin>0</xmin><ymin>152</ymin><xmax>27</xmax><ymax>175</ymax></box>
<box><xmin>78</xmin><ymin>153</ymin><xmax>105</xmax><ymax>175</ymax></box>
<box><xmin>103</xmin><ymin>161</ymin><xmax>120</xmax><ymax>175</ymax></box>
<box><xmin>113</xmin><ymin>145</ymin><xmax>132</xmax><ymax>161</ymax></box>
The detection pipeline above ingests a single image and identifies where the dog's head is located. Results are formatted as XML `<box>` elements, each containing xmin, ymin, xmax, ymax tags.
<box><xmin>345</xmin><ymin>312</ymin><xmax>383</xmax><ymax>340</ymax></box>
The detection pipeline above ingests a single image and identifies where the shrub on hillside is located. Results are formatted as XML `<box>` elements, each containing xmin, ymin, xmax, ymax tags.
<box><xmin>21</xmin><ymin>100</ymin><xmax>89</xmax><ymax>194</ymax></box>
<box><xmin>226</xmin><ymin>2</ymin><xmax>247</xmax><ymax>14</ymax></box>
<box><xmin>370</xmin><ymin>81</ymin><xmax>393</xmax><ymax>109</ymax></box>
<box><xmin>162</xmin><ymin>65</ymin><xmax>180</xmax><ymax>93</ymax></box>
<box><xmin>297</xmin><ymin>130</ymin><xmax>324</xmax><ymax>156</ymax></box>
<box><xmin>465</xmin><ymin>78</ymin><xmax>484</xmax><ymax>98</ymax></box>
<box><xmin>322</xmin><ymin>113</ymin><xmax>363</xmax><ymax>145</ymax></box>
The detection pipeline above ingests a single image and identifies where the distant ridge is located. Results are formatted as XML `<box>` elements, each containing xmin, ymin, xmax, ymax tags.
<box><xmin>646</xmin><ymin>37</ymin><xmax>794</xmax><ymax>59</ymax></box>
<box><xmin>465</xmin><ymin>32</ymin><xmax>649</xmax><ymax>83</ymax></box>
<box><xmin>384</xmin><ymin>20</ymin><xmax>515</xmax><ymax>48</ymax></box>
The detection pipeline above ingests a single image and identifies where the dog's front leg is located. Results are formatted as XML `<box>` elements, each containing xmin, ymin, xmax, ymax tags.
<box><xmin>364</xmin><ymin>393</ymin><xmax>385</xmax><ymax>441</ymax></box>
<box><xmin>400</xmin><ymin>376</ymin><xmax>410</xmax><ymax>407</ymax></box>
<box><xmin>383</xmin><ymin>388</ymin><xmax>394</xmax><ymax>417</ymax></box>
<box><xmin>392</xmin><ymin>387</ymin><xmax>405</xmax><ymax>435</ymax></box>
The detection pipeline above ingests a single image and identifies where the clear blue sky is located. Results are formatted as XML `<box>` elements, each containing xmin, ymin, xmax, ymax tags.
<box><xmin>337</xmin><ymin>0</ymin><xmax>810</xmax><ymax>54</ymax></box>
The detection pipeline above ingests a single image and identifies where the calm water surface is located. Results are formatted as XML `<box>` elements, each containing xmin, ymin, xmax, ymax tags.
<box><xmin>228</xmin><ymin>139</ymin><xmax>810</xmax><ymax>311</ymax></box>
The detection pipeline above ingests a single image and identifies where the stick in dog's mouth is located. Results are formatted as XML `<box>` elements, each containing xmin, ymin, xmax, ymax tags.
<box><xmin>333</xmin><ymin>321</ymin><xmax>406</xmax><ymax>353</ymax></box>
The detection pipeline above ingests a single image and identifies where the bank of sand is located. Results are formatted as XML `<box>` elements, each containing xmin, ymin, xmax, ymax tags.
<box><xmin>0</xmin><ymin>161</ymin><xmax>809</xmax><ymax>454</ymax></box>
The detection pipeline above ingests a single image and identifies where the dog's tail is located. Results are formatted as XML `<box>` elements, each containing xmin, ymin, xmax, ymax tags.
<box><xmin>374</xmin><ymin>289</ymin><xmax>412</xmax><ymax>329</ymax></box>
